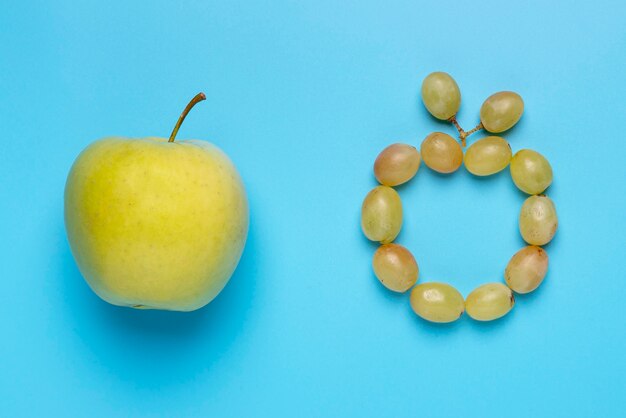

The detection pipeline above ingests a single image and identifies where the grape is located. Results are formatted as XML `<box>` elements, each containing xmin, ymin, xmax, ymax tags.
<box><xmin>464</xmin><ymin>136</ymin><xmax>512</xmax><ymax>176</ymax></box>
<box><xmin>510</xmin><ymin>149</ymin><xmax>553</xmax><ymax>194</ymax></box>
<box><xmin>420</xmin><ymin>132</ymin><xmax>463</xmax><ymax>174</ymax></box>
<box><xmin>410</xmin><ymin>282</ymin><xmax>464</xmax><ymax>323</ymax></box>
<box><xmin>480</xmin><ymin>91</ymin><xmax>524</xmax><ymax>133</ymax></box>
<box><xmin>361</xmin><ymin>186</ymin><xmax>403</xmax><ymax>243</ymax></box>
<box><xmin>374</xmin><ymin>143</ymin><xmax>421</xmax><ymax>186</ymax></box>
<box><xmin>519</xmin><ymin>195</ymin><xmax>558</xmax><ymax>246</ymax></box>
<box><xmin>421</xmin><ymin>72</ymin><xmax>461</xmax><ymax>120</ymax></box>
<box><xmin>373</xmin><ymin>244</ymin><xmax>418</xmax><ymax>292</ymax></box>
<box><xmin>505</xmin><ymin>246</ymin><xmax>549</xmax><ymax>294</ymax></box>
<box><xmin>465</xmin><ymin>283</ymin><xmax>514</xmax><ymax>321</ymax></box>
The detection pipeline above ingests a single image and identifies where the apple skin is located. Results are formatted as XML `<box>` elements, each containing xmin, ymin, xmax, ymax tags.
<box><xmin>64</xmin><ymin>137</ymin><xmax>249</xmax><ymax>311</ymax></box>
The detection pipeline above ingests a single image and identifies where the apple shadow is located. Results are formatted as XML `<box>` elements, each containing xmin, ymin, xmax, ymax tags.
<box><xmin>58</xmin><ymin>215</ymin><xmax>260</xmax><ymax>389</ymax></box>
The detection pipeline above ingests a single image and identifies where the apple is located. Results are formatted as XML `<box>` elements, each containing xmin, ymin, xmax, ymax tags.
<box><xmin>64</xmin><ymin>93</ymin><xmax>249</xmax><ymax>311</ymax></box>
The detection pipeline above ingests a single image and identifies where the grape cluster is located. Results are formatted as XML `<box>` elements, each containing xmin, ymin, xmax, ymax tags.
<box><xmin>361</xmin><ymin>71</ymin><xmax>558</xmax><ymax>324</ymax></box>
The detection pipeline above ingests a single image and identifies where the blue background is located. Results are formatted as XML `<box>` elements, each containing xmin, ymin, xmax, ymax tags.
<box><xmin>1</xmin><ymin>1</ymin><xmax>625</xmax><ymax>416</ymax></box>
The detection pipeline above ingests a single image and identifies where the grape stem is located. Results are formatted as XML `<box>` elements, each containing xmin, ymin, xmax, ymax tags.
<box><xmin>447</xmin><ymin>116</ymin><xmax>483</xmax><ymax>147</ymax></box>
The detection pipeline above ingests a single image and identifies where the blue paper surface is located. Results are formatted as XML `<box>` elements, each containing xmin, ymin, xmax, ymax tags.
<box><xmin>1</xmin><ymin>1</ymin><xmax>625</xmax><ymax>416</ymax></box>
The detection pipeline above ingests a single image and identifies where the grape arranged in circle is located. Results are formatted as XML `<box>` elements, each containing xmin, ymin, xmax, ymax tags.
<box><xmin>361</xmin><ymin>186</ymin><xmax>403</xmax><ymax>244</ymax></box>
<box><xmin>510</xmin><ymin>149</ymin><xmax>553</xmax><ymax>194</ymax></box>
<box><xmin>410</xmin><ymin>282</ymin><xmax>465</xmax><ymax>323</ymax></box>
<box><xmin>465</xmin><ymin>283</ymin><xmax>515</xmax><ymax>321</ymax></box>
<box><xmin>374</xmin><ymin>143</ymin><xmax>421</xmax><ymax>186</ymax></box>
<box><xmin>360</xmin><ymin>71</ymin><xmax>557</xmax><ymax>325</ymax></box>
<box><xmin>480</xmin><ymin>91</ymin><xmax>525</xmax><ymax>133</ymax></box>
<box><xmin>464</xmin><ymin>136</ymin><xmax>512</xmax><ymax>176</ymax></box>
<box><xmin>519</xmin><ymin>195</ymin><xmax>558</xmax><ymax>246</ymax></box>
<box><xmin>420</xmin><ymin>132</ymin><xmax>463</xmax><ymax>174</ymax></box>
<box><xmin>505</xmin><ymin>246</ymin><xmax>549</xmax><ymax>294</ymax></box>
<box><xmin>373</xmin><ymin>244</ymin><xmax>419</xmax><ymax>292</ymax></box>
<box><xmin>421</xmin><ymin>72</ymin><xmax>461</xmax><ymax>120</ymax></box>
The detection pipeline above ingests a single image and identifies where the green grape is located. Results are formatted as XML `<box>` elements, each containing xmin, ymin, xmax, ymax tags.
<box><xmin>465</xmin><ymin>283</ymin><xmax>514</xmax><ymax>321</ymax></box>
<box><xmin>480</xmin><ymin>91</ymin><xmax>524</xmax><ymax>133</ymax></box>
<box><xmin>410</xmin><ymin>282</ymin><xmax>464</xmax><ymax>323</ymax></box>
<box><xmin>505</xmin><ymin>246</ymin><xmax>549</xmax><ymax>294</ymax></box>
<box><xmin>510</xmin><ymin>149</ymin><xmax>553</xmax><ymax>194</ymax></box>
<box><xmin>464</xmin><ymin>136</ymin><xmax>512</xmax><ymax>176</ymax></box>
<box><xmin>421</xmin><ymin>72</ymin><xmax>461</xmax><ymax>120</ymax></box>
<box><xmin>361</xmin><ymin>186</ymin><xmax>402</xmax><ymax>243</ymax></box>
<box><xmin>519</xmin><ymin>195</ymin><xmax>558</xmax><ymax>246</ymax></box>
<box><xmin>374</xmin><ymin>143</ymin><xmax>421</xmax><ymax>186</ymax></box>
<box><xmin>420</xmin><ymin>132</ymin><xmax>463</xmax><ymax>174</ymax></box>
<box><xmin>373</xmin><ymin>243</ymin><xmax>419</xmax><ymax>292</ymax></box>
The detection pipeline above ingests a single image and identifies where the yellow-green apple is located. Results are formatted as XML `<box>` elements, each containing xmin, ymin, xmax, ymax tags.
<box><xmin>64</xmin><ymin>93</ymin><xmax>248</xmax><ymax>311</ymax></box>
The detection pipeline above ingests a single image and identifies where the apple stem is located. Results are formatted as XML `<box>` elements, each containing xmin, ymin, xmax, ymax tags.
<box><xmin>168</xmin><ymin>92</ymin><xmax>207</xmax><ymax>142</ymax></box>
